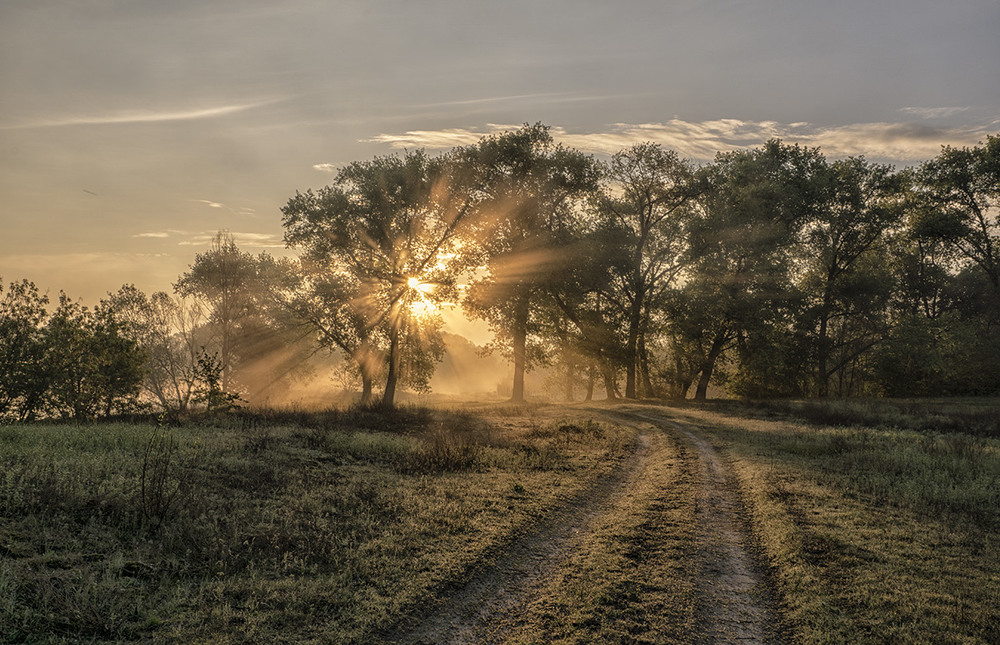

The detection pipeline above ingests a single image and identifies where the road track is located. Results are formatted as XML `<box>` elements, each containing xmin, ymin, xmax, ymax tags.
<box><xmin>392</xmin><ymin>405</ymin><xmax>785</xmax><ymax>644</ymax></box>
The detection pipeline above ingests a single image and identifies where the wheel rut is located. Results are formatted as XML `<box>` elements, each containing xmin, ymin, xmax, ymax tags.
<box><xmin>616</xmin><ymin>407</ymin><xmax>786</xmax><ymax>644</ymax></box>
<box><xmin>390</xmin><ymin>430</ymin><xmax>652</xmax><ymax>645</ymax></box>
<box><xmin>391</xmin><ymin>405</ymin><xmax>785</xmax><ymax>644</ymax></box>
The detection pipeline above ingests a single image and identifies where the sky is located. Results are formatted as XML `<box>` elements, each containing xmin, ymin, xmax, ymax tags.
<box><xmin>2</xmin><ymin>0</ymin><xmax>998</xmax><ymax>338</ymax></box>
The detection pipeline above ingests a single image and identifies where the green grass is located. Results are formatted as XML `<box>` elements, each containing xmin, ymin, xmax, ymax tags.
<box><xmin>0</xmin><ymin>406</ymin><xmax>633</xmax><ymax>644</ymax></box>
<box><xmin>673</xmin><ymin>400</ymin><xmax>1000</xmax><ymax>644</ymax></box>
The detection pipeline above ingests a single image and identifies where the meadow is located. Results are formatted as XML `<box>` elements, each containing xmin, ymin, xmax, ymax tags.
<box><xmin>672</xmin><ymin>398</ymin><xmax>1000</xmax><ymax>643</ymax></box>
<box><xmin>0</xmin><ymin>405</ymin><xmax>634</xmax><ymax>643</ymax></box>
<box><xmin>1</xmin><ymin>399</ymin><xmax>998</xmax><ymax>643</ymax></box>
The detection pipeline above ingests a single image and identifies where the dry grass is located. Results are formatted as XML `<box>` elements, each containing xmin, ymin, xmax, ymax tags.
<box><xmin>0</xmin><ymin>405</ymin><xmax>633</xmax><ymax>644</ymax></box>
<box><xmin>507</xmin><ymin>430</ymin><xmax>699</xmax><ymax>644</ymax></box>
<box><xmin>671</xmin><ymin>402</ymin><xmax>1000</xmax><ymax>644</ymax></box>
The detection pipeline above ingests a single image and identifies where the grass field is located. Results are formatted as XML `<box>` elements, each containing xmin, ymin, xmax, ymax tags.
<box><xmin>0</xmin><ymin>406</ymin><xmax>634</xmax><ymax>643</ymax></box>
<box><xmin>671</xmin><ymin>398</ymin><xmax>1000</xmax><ymax>644</ymax></box>
<box><xmin>2</xmin><ymin>399</ymin><xmax>998</xmax><ymax>643</ymax></box>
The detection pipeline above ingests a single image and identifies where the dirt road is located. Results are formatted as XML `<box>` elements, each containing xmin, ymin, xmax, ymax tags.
<box><xmin>391</xmin><ymin>405</ymin><xmax>786</xmax><ymax>644</ymax></box>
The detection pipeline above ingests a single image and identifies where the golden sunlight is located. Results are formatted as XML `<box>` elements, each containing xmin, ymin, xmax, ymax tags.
<box><xmin>407</xmin><ymin>276</ymin><xmax>434</xmax><ymax>294</ymax></box>
<box><xmin>407</xmin><ymin>276</ymin><xmax>437</xmax><ymax>315</ymax></box>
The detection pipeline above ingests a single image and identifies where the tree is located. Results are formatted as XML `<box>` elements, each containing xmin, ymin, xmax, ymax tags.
<box><xmin>598</xmin><ymin>143</ymin><xmax>700</xmax><ymax>398</ymax></box>
<box><xmin>0</xmin><ymin>278</ymin><xmax>49</xmax><ymax>421</ymax></box>
<box><xmin>456</xmin><ymin>124</ymin><xmax>601</xmax><ymax>402</ymax></box>
<box><xmin>282</xmin><ymin>150</ymin><xmax>467</xmax><ymax>408</ymax></box>
<box><xmin>681</xmin><ymin>140</ymin><xmax>827</xmax><ymax>399</ymax></box>
<box><xmin>917</xmin><ymin>135</ymin><xmax>1000</xmax><ymax>299</ymax></box>
<box><xmin>797</xmin><ymin>157</ymin><xmax>905</xmax><ymax>396</ymax></box>
<box><xmin>174</xmin><ymin>231</ymin><xmax>259</xmax><ymax>394</ymax></box>
<box><xmin>175</xmin><ymin>234</ymin><xmax>313</xmax><ymax>404</ymax></box>
<box><xmin>99</xmin><ymin>285</ymin><xmax>206</xmax><ymax>412</ymax></box>
<box><xmin>42</xmin><ymin>294</ymin><xmax>146</xmax><ymax>420</ymax></box>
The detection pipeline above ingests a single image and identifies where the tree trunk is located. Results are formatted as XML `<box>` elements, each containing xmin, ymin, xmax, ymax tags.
<box><xmin>511</xmin><ymin>294</ymin><xmax>530</xmax><ymax>403</ymax></box>
<box><xmin>694</xmin><ymin>332</ymin><xmax>728</xmax><ymax>401</ymax></box>
<box><xmin>585</xmin><ymin>362</ymin><xmax>596</xmax><ymax>401</ymax></box>
<box><xmin>381</xmin><ymin>322</ymin><xmax>401</xmax><ymax>410</ymax></box>
<box><xmin>624</xmin><ymin>284</ymin><xmax>643</xmax><ymax>399</ymax></box>
<box><xmin>564</xmin><ymin>355</ymin><xmax>575</xmax><ymax>402</ymax></box>
<box><xmin>602</xmin><ymin>362</ymin><xmax>619</xmax><ymax>400</ymax></box>
<box><xmin>361</xmin><ymin>375</ymin><xmax>373</xmax><ymax>405</ymax></box>
<box><xmin>638</xmin><ymin>327</ymin><xmax>654</xmax><ymax>398</ymax></box>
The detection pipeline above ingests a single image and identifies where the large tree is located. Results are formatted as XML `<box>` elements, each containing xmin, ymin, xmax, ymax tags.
<box><xmin>797</xmin><ymin>157</ymin><xmax>905</xmax><ymax>396</ymax></box>
<box><xmin>681</xmin><ymin>140</ymin><xmax>827</xmax><ymax>399</ymax></box>
<box><xmin>598</xmin><ymin>143</ymin><xmax>700</xmax><ymax>398</ymax></box>
<box><xmin>456</xmin><ymin>124</ymin><xmax>601</xmax><ymax>402</ymax></box>
<box><xmin>917</xmin><ymin>135</ymin><xmax>1000</xmax><ymax>298</ymax></box>
<box><xmin>282</xmin><ymin>150</ymin><xmax>466</xmax><ymax>408</ymax></box>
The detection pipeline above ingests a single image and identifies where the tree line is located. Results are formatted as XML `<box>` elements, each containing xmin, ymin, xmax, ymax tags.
<box><xmin>2</xmin><ymin>124</ymin><xmax>997</xmax><ymax>419</ymax></box>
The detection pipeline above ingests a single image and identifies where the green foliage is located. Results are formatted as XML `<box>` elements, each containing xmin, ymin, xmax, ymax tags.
<box><xmin>282</xmin><ymin>150</ymin><xmax>466</xmax><ymax>407</ymax></box>
<box><xmin>193</xmin><ymin>350</ymin><xmax>243</xmax><ymax>414</ymax></box>
<box><xmin>0</xmin><ymin>278</ymin><xmax>49</xmax><ymax>421</ymax></box>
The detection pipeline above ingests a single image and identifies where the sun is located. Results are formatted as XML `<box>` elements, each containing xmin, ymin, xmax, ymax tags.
<box><xmin>407</xmin><ymin>276</ymin><xmax>434</xmax><ymax>295</ymax></box>
<box><xmin>407</xmin><ymin>276</ymin><xmax>438</xmax><ymax>315</ymax></box>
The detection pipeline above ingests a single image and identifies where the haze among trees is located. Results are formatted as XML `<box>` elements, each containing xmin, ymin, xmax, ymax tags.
<box><xmin>2</xmin><ymin>125</ymin><xmax>998</xmax><ymax>418</ymax></box>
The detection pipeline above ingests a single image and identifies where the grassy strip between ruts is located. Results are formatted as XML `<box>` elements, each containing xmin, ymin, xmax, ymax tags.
<box><xmin>0</xmin><ymin>405</ymin><xmax>634</xmax><ymax>644</ymax></box>
<box><xmin>505</xmin><ymin>429</ymin><xmax>698</xmax><ymax>644</ymax></box>
<box><xmin>668</xmin><ymin>403</ymin><xmax>1000</xmax><ymax>644</ymax></box>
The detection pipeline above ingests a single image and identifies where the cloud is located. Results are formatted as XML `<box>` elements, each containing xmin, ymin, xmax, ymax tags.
<box><xmin>193</xmin><ymin>199</ymin><xmax>225</xmax><ymax>209</ymax></box>
<box><xmin>312</xmin><ymin>163</ymin><xmax>338</xmax><ymax>173</ymax></box>
<box><xmin>370</xmin><ymin>119</ymin><xmax>996</xmax><ymax>163</ymax></box>
<box><xmin>900</xmin><ymin>106</ymin><xmax>970</xmax><ymax>119</ymax></box>
<box><xmin>131</xmin><ymin>229</ymin><xmax>280</xmax><ymax>247</ymax></box>
<box><xmin>366</xmin><ymin>127</ymin><xmax>506</xmax><ymax>149</ymax></box>
<box><xmin>177</xmin><ymin>231</ymin><xmax>285</xmax><ymax>248</ymax></box>
<box><xmin>2</xmin><ymin>100</ymin><xmax>278</xmax><ymax>130</ymax></box>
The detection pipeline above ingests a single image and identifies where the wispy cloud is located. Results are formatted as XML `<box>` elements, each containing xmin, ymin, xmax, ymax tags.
<box><xmin>312</xmin><ymin>163</ymin><xmax>338</xmax><ymax>173</ymax></box>
<box><xmin>132</xmin><ymin>229</ymin><xmax>281</xmax><ymax>247</ymax></box>
<box><xmin>190</xmin><ymin>200</ymin><xmax>256</xmax><ymax>217</ymax></box>
<box><xmin>177</xmin><ymin>231</ymin><xmax>284</xmax><ymax>248</ymax></box>
<box><xmin>900</xmin><ymin>106</ymin><xmax>970</xmax><ymax>119</ymax></box>
<box><xmin>2</xmin><ymin>100</ymin><xmax>279</xmax><ymax>130</ymax></box>
<box><xmin>409</xmin><ymin>92</ymin><xmax>611</xmax><ymax>109</ymax></box>
<box><xmin>370</xmin><ymin>119</ymin><xmax>997</xmax><ymax>163</ymax></box>
<box><xmin>366</xmin><ymin>127</ymin><xmax>503</xmax><ymax>149</ymax></box>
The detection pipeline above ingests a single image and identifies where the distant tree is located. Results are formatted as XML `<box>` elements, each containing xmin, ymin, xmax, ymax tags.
<box><xmin>42</xmin><ymin>294</ymin><xmax>146</xmax><ymax>420</ymax></box>
<box><xmin>0</xmin><ymin>278</ymin><xmax>49</xmax><ymax>421</ymax></box>
<box><xmin>174</xmin><ymin>234</ymin><xmax>313</xmax><ymax>404</ymax></box>
<box><xmin>99</xmin><ymin>285</ymin><xmax>205</xmax><ymax>412</ymax></box>
<box><xmin>174</xmin><ymin>232</ymin><xmax>258</xmax><ymax>394</ymax></box>
<box><xmin>282</xmin><ymin>150</ymin><xmax>467</xmax><ymax>408</ymax></box>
